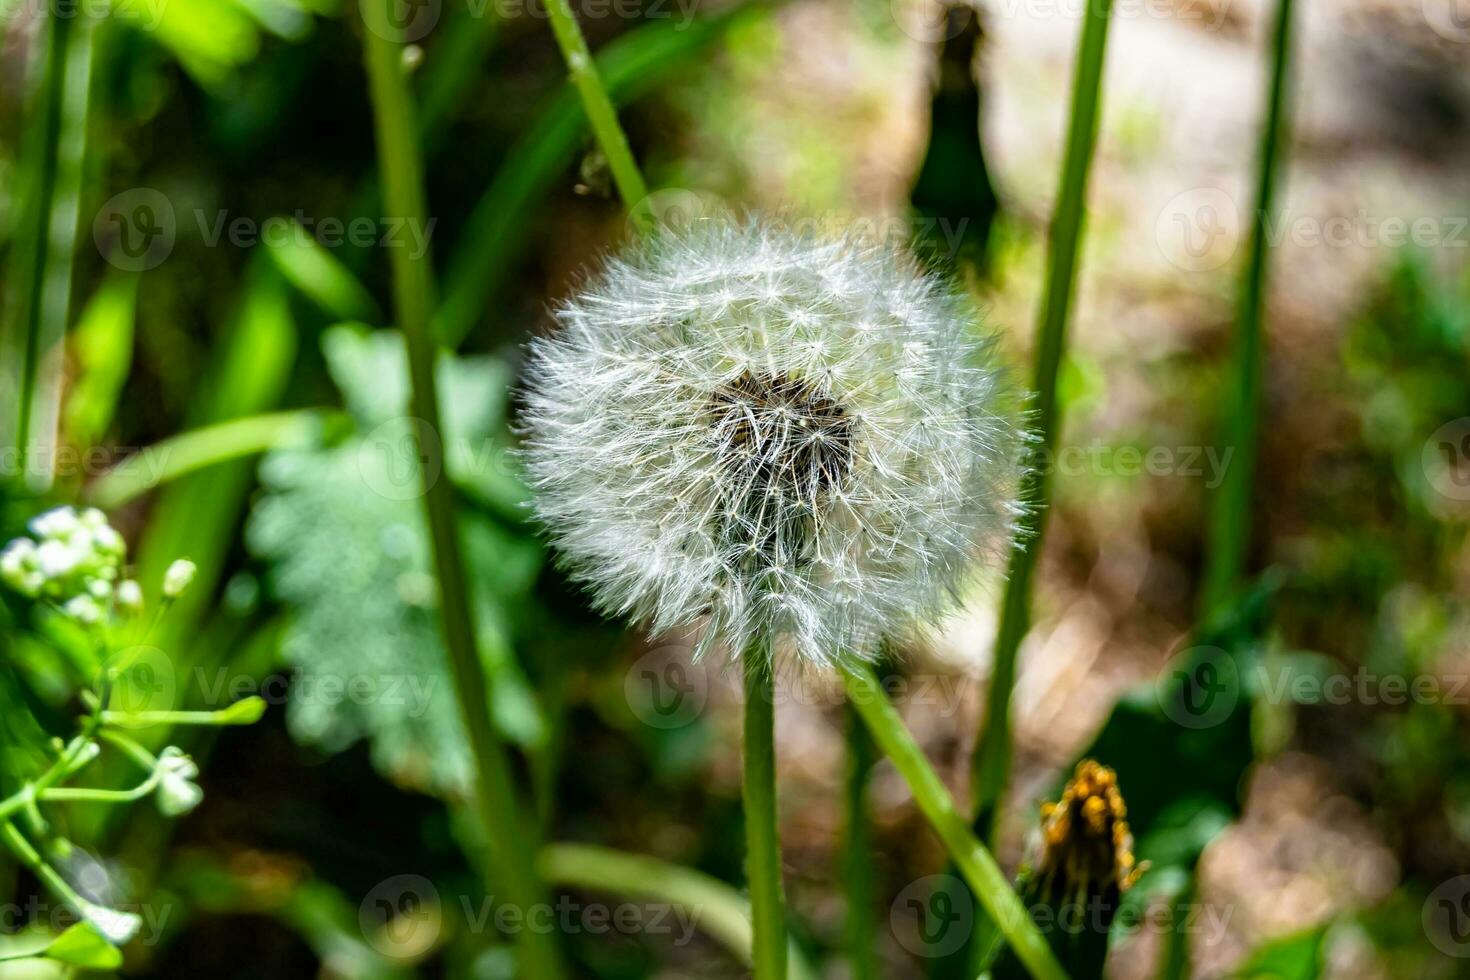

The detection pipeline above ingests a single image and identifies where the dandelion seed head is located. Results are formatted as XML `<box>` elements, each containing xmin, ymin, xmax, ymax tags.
<box><xmin>522</xmin><ymin>216</ymin><xmax>1023</xmax><ymax>667</ymax></box>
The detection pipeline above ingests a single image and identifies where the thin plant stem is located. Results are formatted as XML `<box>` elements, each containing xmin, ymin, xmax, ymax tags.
<box><xmin>1198</xmin><ymin>0</ymin><xmax>1295</xmax><ymax>620</ymax></box>
<box><xmin>0</xmin><ymin>821</ymin><xmax>90</xmax><ymax>915</ymax></box>
<box><xmin>970</xmin><ymin>0</ymin><xmax>1114</xmax><ymax>843</ymax></box>
<box><xmin>841</xmin><ymin>663</ymin><xmax>1068</xmax><ymax>980</ymax></box>
<box><xmin>541</xmin><ymin>0</ymin><xmax>649</xmax><ymax>206</ymax></box>
<box><xmin>362</xmin><ymin>10</ymin><xmax>565</xmax><ymax>980</ymax></box>
<box><xmin>842</xmin><ymin>704</ymin><xmax>878</xmax><ymax>980</ymax></box>
<box><xmin>743</xmin><ymin>647</ymin><xmax>787</xmax><ymax>980</ymax></box>
<box><xmin>1167</xmin><ymin>2</ymin><xmax>1295</xmax><ymax>976</ymax></box>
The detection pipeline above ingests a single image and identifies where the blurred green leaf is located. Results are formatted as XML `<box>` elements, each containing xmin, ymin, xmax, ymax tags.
<box><xmin>40</xmin><ymin>923</ymin><xmax>122</xmax><ymax>969</ymax></box>
<box><xmin>265</xmin><ymin>220</ymin><xmax>382</xmax><ymax>323</ymax></box>
<box><xmin>88</xmin><ymin>409</ymin><xmax>325</xmax><ymax>509</ymax></box>
<box><xmin>63</xmin><ymin>275</ymin><xmax>138</xmax><ymax>452</ymax></box>
<box><xmin>247</xmin><ymin>327</ymin><xmax>544</xmax><ymax>795</ymax></box>
<box><xmin>1233</xmin><ymin>926</ymin><xmax>1326</xmax><ymax>980</ymax></box>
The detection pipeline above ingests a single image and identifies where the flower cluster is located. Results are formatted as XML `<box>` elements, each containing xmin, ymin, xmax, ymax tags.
<box><xmin>523</xmin><ymin>216</ymin><xmax>1023</xmax><ymax>667</ymax></box>
<box><xmin>0</xmin><ymin>506</ymin><xmax>196</xmax><ymax>624</ymax></box>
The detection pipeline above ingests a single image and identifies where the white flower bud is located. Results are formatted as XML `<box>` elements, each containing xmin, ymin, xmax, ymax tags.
<box><xmin>62</xmin><ymin>595</ymin><xmax>103</xmax><ymax>626</ymax></box>
<box><xmin>91</xmin><ymin>524</ymin><xmax>125</xmax><ymax>559</ymax></box>
<box><xmin>162</xmin><ymin>559</ymin><xmax>197</xmax><ymax>599</ymax></box>
<box><xmin>36</xmin><ymin>539</ymin><xmax>81</xmax><ymax>579</ymax></box>
<box><xmin>116</xmin><ymin>579</ymin><xmax>143</xmax><ymax>612</ymax></box>
<box><xmin>30</xmin><ymin>506</ymin><xmax>80</xmax><ymax>540</ymax></box>
<box><xmin>155</xmin><ymin>747</ymin><xmax>204</xmax><ymax>816</ymax></box>
<box><xmin>78</xmin><ymin>901</ymin><xmax>142</xmax><ymax>945</ymax></box>
<box><xmin>0</xmin><ymin>539</ymin><xmax>40</xmax><ymax>596</ymax></box>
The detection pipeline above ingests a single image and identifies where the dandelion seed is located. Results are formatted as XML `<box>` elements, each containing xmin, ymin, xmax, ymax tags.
<box><xmin>523</xmin><ymin>216</ymin><xmax>1023</xmax><ymax>667</ymax></box>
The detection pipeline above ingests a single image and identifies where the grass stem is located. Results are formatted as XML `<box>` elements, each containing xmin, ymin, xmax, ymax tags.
<box><xmin>1199</xmin><ymin>0</ymin><xmax>1295</xmax><ymax>618</ymax></box>
<box><xmin>362</xmin><ymin>10</ymin><xmax>565</xmax><ymax>979</ymax></box>
<box><xmin>970</xmin><ymin>0</ymin><xmax>1114</xmax><ymax>842</ymax></box>
<box><xmin>841</xmin><ymin>663</ymin><xmax>1068</xmax><ymax>980</ymax></box>
<box><xmin>542</xmin><ymin>0</ymin><xmax>648</xmax><ymax>206</ymax></box>
<box><xmin>540</xmin><ymin>843</ymin><xmax>818</xmax><ymax>980</ymax></box>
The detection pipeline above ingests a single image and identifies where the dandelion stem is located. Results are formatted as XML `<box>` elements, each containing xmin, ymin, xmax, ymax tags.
<box><xmin>841</xmin><ymin>663</ymin><xmax>1068</xmax><ymax>980</ymax></box>
<box><xmin>743</xmin><ymin>647</ymin><xmax>787</xmax><ymax>980</ymax></box>
<box><xmin>970</xmin><ymin>0</ymin><xmax>1114</xmax><ymax>843</ymax></box>
<box><xmin>1199</xmin><ymin>0</ymin><xmax>1295</xmax><ymax>619</ymax></box>
<box><xmin>541</xmin><ymin>0</ymin><xmax>648</xmax><ymax>206</ymax></box>
<box><xmin>362</xmin><ymin>9</ymin><xmax>565</xmax><ymax>980</ymax></box>
<box><xmin>842</xmin><ymin>704</ymin><xmax>878</xmax><ymax>980</ymax></box>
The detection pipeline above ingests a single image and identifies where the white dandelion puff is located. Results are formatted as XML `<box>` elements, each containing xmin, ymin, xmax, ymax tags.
<box><xmin>522</xmin><ymin>216</ymin><xmax>1023</xmax><ymax>668</ymax></box>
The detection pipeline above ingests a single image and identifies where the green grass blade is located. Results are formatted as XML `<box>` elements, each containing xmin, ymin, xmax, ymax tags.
<box><xmin>63</xmin><ymin>274</ymin><xmax>139</xmax><ymax>454</ymax></box>
<box><xmin>1</xmin><ymin>10</ymin><xmax>97</xmax><ymax>491</ymax></box>
<box><xmin>87</xmin><ymin>410</ymin><xmax>324</xmax><ymax>509</ymax></box>
<box><xmin>541</xmin><ymin>0</ymin><xmax>648</xmax><ymax>206</ymax></box>
<box><xmin>540</xmin><ymin>843</ymin><xmax>819</xmax><ymax>980</ymax></box>
<box><xmin>841</xmin><ymin>664</ymin><xmax>1068</xmax><ymax>980</ymax></box>
<box><xmin>1198</xmin><ymin>0</ymin><xmax>1296</xmax><ymax>619</ymax></box>
<box><xmin>434</xmin><ymin>5</ymin><xmax>756</xmax><ymax>347</ymax></box>
<box><xmin>362</xmin><ymin>8</ymin><xmax>565</xmax><ymax>978</ymax></box>
<box><xmin>263</xmin><ymin>219</ymin><xmax>382</xmax><ymax>322</ymax></box>
<box><xmin>970</xmin><ymin>0</ymin><xmax>1115</xmax><ymax>841</ymax></box>
<box><xmin>417</xmin><ymin>4</ymin><xmax>505</xmax><ymax>151</ymax></box>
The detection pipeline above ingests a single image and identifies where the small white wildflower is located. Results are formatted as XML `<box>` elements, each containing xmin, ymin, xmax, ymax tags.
<box><xmin>3</xmin><ymin>507</ymin><xmax>129</xmax><ymax>610</ymax></box>
<box><xmin>116</xmin><ymin>579</ymin><xmax>143</xmax><ymax>612</ymax></box>
<box><xmin>77</xmin><ymin>901</ymin><xmax>142</xmax><ymax>945</ymax></box>
<box><xmin>62</xmin><ymin>595</ymin><xmax>103</xmax><ymax>626</ymax></box>
<box><xmin>30</xmin><ymin>506</ymin><xmax>81</xmax><ymax>539</ymax></box>
<box><xmin>162</xmin><ymin>559</ymin><xmax>196</xmax><ymax>599</ymax></box>
<box><xmin>91</xmin><ymin>523</ymin><xmax>125</xmax><ymax>559</ymax></box>
<box><xmin>523</xmin><ymin>216</ymin><xmax>1022</xmax><ymax>667</ymax></box>
<box><xmin>154</xmin><ymin>747</ymin><xmax>204</xmax><ymax>816</ymax></box>
<box><xmin>36</xmin><ymin>539</ymin><xmax>82</xmax><ymax>579</ymax></box>
<box><xmin>0</xmin><ymin>539</ymin><xmax>41</xmax><ymax>597</ymax></box>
